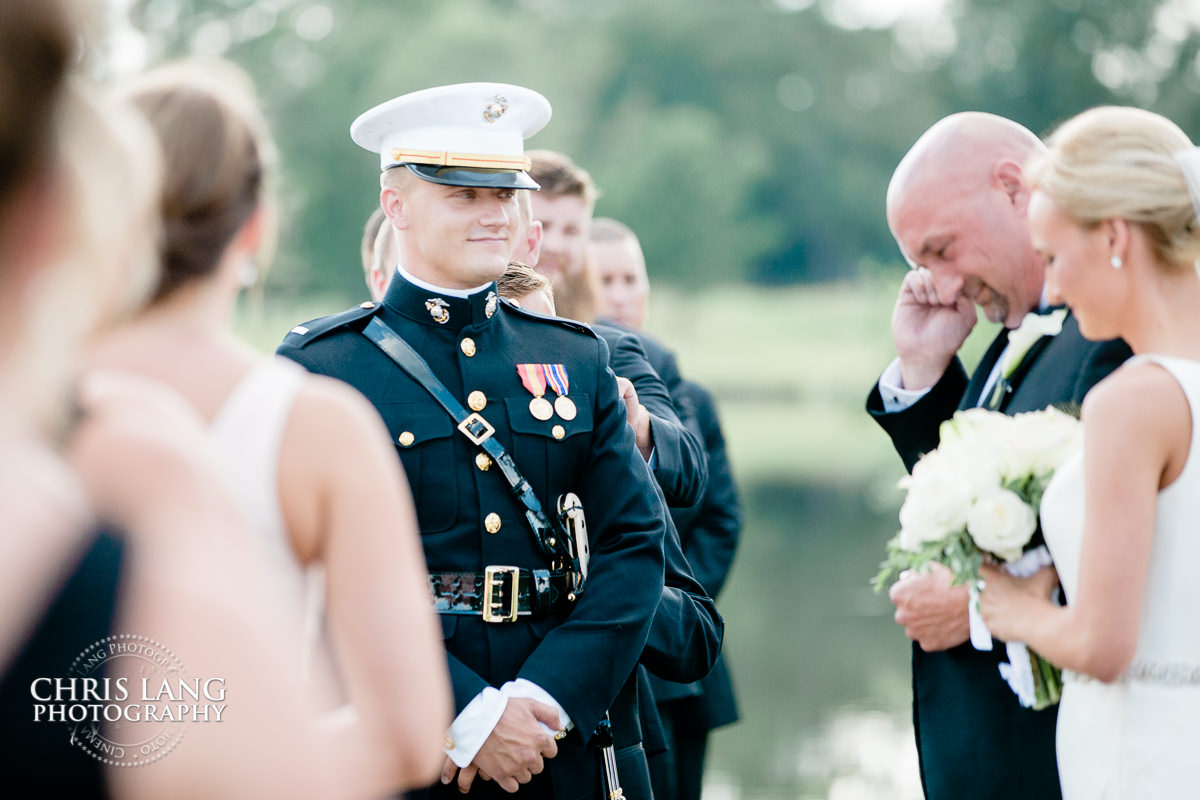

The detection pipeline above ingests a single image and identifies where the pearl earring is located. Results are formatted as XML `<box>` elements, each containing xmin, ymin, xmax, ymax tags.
<box><xmin>239</xmin><ymin>260</ymin><xmax>259</xmax><ymax>288</ymax></box>
<box><xmin>1110</xmin><ymin>255</ymin><xmax>1123</xmax><ymax>270</ymax></box>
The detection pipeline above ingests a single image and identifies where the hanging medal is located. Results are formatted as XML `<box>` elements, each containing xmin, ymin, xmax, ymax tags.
<box><xmin>517</xmin><ymin>364</ymin><xmax>554</xmax><ymax>420</ymax></box>
<box><xmin>544</xmin><ymin>364</ymin><xmax>576</xmax><ymax>420</ymax></box>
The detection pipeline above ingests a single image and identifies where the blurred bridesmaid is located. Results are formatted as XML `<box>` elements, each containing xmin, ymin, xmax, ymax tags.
<box><xmin>92</xmin><ymin>59</ymin><xmax>450</xmax><ymax>795</ymax></box>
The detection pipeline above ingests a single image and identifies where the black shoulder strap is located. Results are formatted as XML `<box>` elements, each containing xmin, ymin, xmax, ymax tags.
<box><xmin>362</xmin><ymin>317</ymin><xmax>579</xmax><ymax>574</ymax></box>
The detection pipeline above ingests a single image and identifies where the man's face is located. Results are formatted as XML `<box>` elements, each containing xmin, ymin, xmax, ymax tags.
<box><xmin>530</xmin><ymin>193</ymin><xmax>590</xmax><ymax>281</ymax></box>
<box><xmin>591</xmin><ymin>238</ymin><xmax>648</xmax><ymax>330</ymax></box>
<box><xmin>888</xmin><ymin>177</ymin><xmax>1044</xmax><ymax>328</ymax></box>
<box><xmin>385</xmin><ymin>176</ymin><xmax>519</xmax><ymax>289</ymax></box>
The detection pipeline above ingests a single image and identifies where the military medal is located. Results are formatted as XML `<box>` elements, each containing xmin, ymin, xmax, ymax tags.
<box><xmin>530</xmin><ymin>396</ymin><xmax>553</xmax><ymax>420</ymax></box>
<box><xmin>554</xmin><ymin>396</ymin><xmax>576</xmax><ymax>420</ymax></box>
<box><xmin>545</xmin><ymin>364</ymin><xmax>576</xmax><ymax>420</ymax></box>
<box><xmin>517</xmin><ymin>364</ymin><xmax>554</xmax><ymax>421</ymax></box>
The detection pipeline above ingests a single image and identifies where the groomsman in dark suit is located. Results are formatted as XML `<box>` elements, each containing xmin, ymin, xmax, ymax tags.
<box><xmin>865</xmin><ymin>112</ymin><xmax>1131</xmax><ymax>800</ymax></box>
<box><xmin>522</xmin><ymin>152</ymin><xmax>709</xmax><ymax>509</ymax></box>
<box><xmin>589</xmin><ymin>217</ymin><xmax>742</xmax><ymax>800</ymax></box>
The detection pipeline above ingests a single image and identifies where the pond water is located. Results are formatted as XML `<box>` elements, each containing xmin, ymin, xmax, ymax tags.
<box><xmin>701</xmin><ymin>481</ymin><xmax>922</xmax><ymax>800</ymax></box>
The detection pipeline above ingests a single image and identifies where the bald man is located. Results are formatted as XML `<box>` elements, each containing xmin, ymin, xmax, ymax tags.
<box><xmin>866</xmin><ymin>113</ymin><xmax>1131</xmax><ymax>800</ymax></box>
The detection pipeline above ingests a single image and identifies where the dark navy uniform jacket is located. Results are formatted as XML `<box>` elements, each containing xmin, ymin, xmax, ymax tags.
<box><xmin>866</xmin><ymin>313</ymin><xmax>1130</xmax><ymax>800</ymax></box>
<box><xmin>278</xmin><ymin>275</ymin><xmax>666</xmax><ymax>798</ymax></box>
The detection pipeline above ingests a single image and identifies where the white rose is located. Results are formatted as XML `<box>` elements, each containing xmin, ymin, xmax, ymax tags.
<box><xmin>967</xmin><ymin>488</ymin><xmax>1038</xmax><ymax>561</ymax></box>
<box><xmin>1000</xmin><ymin>408</ymin><xmax>1083</xmax><ymax>480</ymax></box>
<box><xmin>939</xmin><ymin>408</ymin><xmax>1010</xmax><ymax>447</ymax></box>
<box><xmin>897</xmin><ymin>461</ymin><xmax>973</xmax><ymax>551</ymax></box>
<box><xmin>935</xmin><ymin>436</ymin><xmax>1003</xmax><ymax>500</ymax></box>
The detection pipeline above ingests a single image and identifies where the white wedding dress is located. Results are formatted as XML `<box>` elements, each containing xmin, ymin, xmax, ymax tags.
<box><xmin>1040</xmin><ymin>355</ymin><xmax>1200</xmax><ymax>799</ymax></box>
<box><xmin>209</xmin><ymin>357</ymin><xmax>327</xmax><ymax>679</ymax></box>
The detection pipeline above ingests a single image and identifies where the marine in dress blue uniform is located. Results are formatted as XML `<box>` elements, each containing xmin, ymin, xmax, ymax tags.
<box><xmin>277</xmin><ymin>83</ymin><xmax>665</xmax><ymax>799</ymax></box>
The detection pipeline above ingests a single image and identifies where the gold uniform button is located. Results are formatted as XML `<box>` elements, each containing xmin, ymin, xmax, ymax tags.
<box><xmin>398</xmin><ymin>431</ymin><xmax>415</xmax><ymax>447</ymax></box>
<box><xmin>460</xmin><ymin>337</ymin><xmax>477</xmax><ymax>357</ymax></box>
<box><xmin>359</xmin><ymin>301</ymin><xmax>375</xmax><ymax>309</ymax></box>
<box><xmin>476</xmin><ymin>453</ymin><xmax>492</xmax><ymax>471</ymax></box>
<box><xmin>484</xmin><ymin>513</ymin><xmax>502</xmax><ymax>534</ymax></box>
<box><xmin>552</xmin><ymin>425</ymin><xmax>565</xmax><ymax>440</ymax></box>
<box><xmin>467</xmin><ymin>390</ymin><xmax>487</xmax><ymax>411</ymax></box>
<box><xmin>444</xmin><ymin>735</ymin><xmax>455</xmax><ymax>750</ymax></box>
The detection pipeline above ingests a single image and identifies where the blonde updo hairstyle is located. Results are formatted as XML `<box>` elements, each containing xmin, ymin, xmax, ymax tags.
<box><xmin>1028</xmin><ymin>106</ymin><xmax>1200</xmax><ymax>270</ymax></box>
<box><xmin>121</xmin><ymin>59</ymin><xmax>276</xmax><ymax>302</ymax></box>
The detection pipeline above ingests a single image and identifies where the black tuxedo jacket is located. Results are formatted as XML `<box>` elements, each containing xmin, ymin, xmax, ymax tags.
<box><xmin>866</xmin><ymin>313</ymin><xmax>1131</xmax><ymax>800</ymax></box>
<box><xmin>589</xmin><ymin>327</ymin><xmax>723</xmax><ymax>794</ymax></box>
<box><xmin>590</xmin><ymin>324</ymin><xmax>721</xmax><ymax>685</ymax></box>
<box><xmin>595</xmin><ymin>322</ymin><xmax>708</xmax><ymax>508</ymax></box>
<box><xmin>649</xmin><ymin>380</ymin><xmax>741</xmax><ymax>722</ymax></box>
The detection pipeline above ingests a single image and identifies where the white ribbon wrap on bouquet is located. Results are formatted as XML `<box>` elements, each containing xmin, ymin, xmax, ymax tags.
<box><xmin>968</xmin><ymin>545</ymin><xmax>1056</xmax><ymax>708</ymax></box>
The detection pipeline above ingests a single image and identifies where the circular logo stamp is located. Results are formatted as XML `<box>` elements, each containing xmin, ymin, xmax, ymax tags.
<box><xmin>65</xmin><ymin>634</ymin><xmax>187</xmax><ymax>767</ymax></box>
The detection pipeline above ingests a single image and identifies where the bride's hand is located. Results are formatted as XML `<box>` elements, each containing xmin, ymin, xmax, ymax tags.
<box><xmin>978</xmin><ymin>564</ymin><xmax>1059</xmax><ymax>643</ymax></box>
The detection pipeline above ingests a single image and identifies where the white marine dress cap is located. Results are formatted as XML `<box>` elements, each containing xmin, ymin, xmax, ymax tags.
<box><xmin>350</xmin><ymin>82</ymin><xmax>552</xmax><ymax>189</ymax></box>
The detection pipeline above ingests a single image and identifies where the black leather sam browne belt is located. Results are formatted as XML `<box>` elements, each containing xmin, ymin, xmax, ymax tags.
<box><xmin>429</xmin><ymin>567</ymin><xmax>576</xmax><ymax>623</ymax></box>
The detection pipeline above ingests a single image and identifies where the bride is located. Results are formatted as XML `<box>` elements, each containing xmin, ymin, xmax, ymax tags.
<box><xmin>979</xmin><ymin>106</ymin><xmax>1200</xmax><ymax>798</ymax></box>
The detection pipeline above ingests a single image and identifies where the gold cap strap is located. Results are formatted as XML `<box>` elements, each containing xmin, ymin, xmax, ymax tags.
<box><xmin>390</xmin><ymin>148</ymin><xmax>532</xmax><ymax>171</ymax></box>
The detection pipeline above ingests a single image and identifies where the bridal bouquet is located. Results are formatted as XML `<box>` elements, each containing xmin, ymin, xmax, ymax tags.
<box><xmin>873</xmin><ymin>406</ymin><xmax>1083</xmax><ymax>710</ymax></box>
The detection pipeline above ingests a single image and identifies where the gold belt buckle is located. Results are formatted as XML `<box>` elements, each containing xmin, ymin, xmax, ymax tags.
<box><xmin>482</xmin><ymin>565</ymin><xmax>520</xmax><ymax>623</ymax></box>
<box><xmin>458</xmin><ymin>412</ymin><xmax>495</xmax><ymax>445</ymax></box>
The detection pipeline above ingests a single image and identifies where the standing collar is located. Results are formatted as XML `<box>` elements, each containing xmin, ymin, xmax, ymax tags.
<box><xmin>382</xmin><ymin>269</ymin><xmax>499</xmax><ymax>330</ymax></box>
<box><xmin>393</xmin><ymin>263</ymin><xmax>491</xmax><ymax>299</ymax></box>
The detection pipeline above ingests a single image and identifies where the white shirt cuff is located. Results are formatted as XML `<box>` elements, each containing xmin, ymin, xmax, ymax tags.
<box><xmin>444</xmin><ymin>686</ymin><xmax>507</xmax><ymax>768</ymax></box>
<box><xmin>502</xmin><ymin>678</ymin><xmax>573</xmax><ymax>735</ymax></box>
<box><xmin>878</xmin><ymin>358</ymin><xmax>932</xmax><ymax>413</ymax></box>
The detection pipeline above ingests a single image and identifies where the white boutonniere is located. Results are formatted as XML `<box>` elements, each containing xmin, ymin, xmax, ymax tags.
<box><xmin>1001</xmin><ymin>308</ymin><xmax>1068</xmax><ymax>379</ymax></box>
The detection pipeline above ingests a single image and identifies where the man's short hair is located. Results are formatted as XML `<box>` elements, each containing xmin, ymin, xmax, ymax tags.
<box><xmin>380</xmin><ymin>164</ymin><xmax>415</xmax><ymax>192</ymax></box>
<box><xmin>589</xmin><ymin>216</ymin><xmax>638</xmax><ymax>244</ymax></box>
<box><xmin>527</xmin><ymin>149</ymin><xmax>598</xmax><ymax>206</ymax></box>
<box><xmin>496</xmin><ymin>261</ymin><xmax>553</xmax><ymax>303</ymax></box>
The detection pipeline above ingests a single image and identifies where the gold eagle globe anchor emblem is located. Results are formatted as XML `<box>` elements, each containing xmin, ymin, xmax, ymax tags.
<box><xmin>482</xmin><ymin>96</ymin><xmax>508</xmax><ymax>123</ymax></box>
<box><xmin>425</xmin><ymin>297</ymin><xmax>450</xmax><ymax>324</ymax></box>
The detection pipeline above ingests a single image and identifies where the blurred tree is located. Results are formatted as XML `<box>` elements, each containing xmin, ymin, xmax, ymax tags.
<box><xmin>127</xmin><ymin>0</ymin><xmax>1200</xmax><ymax>297</ymax></box>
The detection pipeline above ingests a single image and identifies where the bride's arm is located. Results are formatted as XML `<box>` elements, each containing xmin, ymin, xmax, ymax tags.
<box><xmin>981</xmin><ymin>365</ymin><xmax>1186</xmax><ymax>681</ymax></box>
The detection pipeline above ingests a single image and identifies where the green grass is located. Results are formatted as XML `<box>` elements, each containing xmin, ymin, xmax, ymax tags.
<box><xmin>235</xmin><ymin>280</ymin><xmax>1002</xmax><ymax>487</ymax></box>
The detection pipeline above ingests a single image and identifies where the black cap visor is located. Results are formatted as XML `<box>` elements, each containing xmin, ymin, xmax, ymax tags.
<box><xmin>403</xmin><ymin>163</ymin><xmax>540</xmax><ymax>190</ymax></box>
